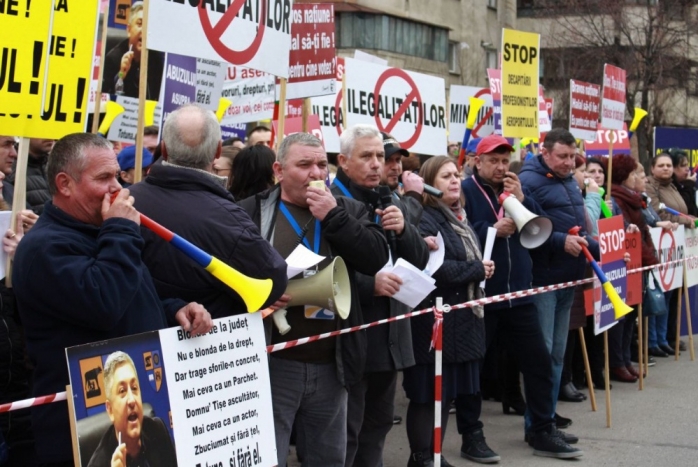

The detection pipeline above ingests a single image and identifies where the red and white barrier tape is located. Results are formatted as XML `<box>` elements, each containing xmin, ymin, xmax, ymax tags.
<box><xmin>1</xmin><ymin>257</ymin><xmax>692</xmax><ymax>413</ymax></box>
<box><xmin>432</xmin><ymin>301</ymin><xmax>446</xmax><ymax>465</ymax></box>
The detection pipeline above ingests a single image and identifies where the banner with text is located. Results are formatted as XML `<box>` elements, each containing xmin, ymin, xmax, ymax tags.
<box><xmin>88</xmin><ymin>0</ymin><xmax>111</xmax><ymax>114</ymax></box>
<box><xmin>601</xmin><ymin>64</ymin><xmax>626</xmax><ymax>131</ymax></box>
<box><xmin>147</xmin><ymin>0</ymin><xmax>294</xmax><ymax>78</ymax></box>
<box><xmin>538</xmin><ymin>85</ymin><xmax>551</xmax><ymax>134</ymax></box>
<box><xmin>220</xmin><ymin>66</ymin><xmax>276</xmax><ymax>126</ymax></box>
<box><xmin>67</xmin><ymin>314</ymin><xmax>276</xmax><ymax>467</ymax></box>
<box><xmin>569</xmin><ymin>79</ymin><xmax>601</xmax><ymax>141</ymax></box>
<box><xmin>487</xmin><ymin>69</ymin><xmax>503</xmax><ymax>135</ymax></box>
<box><xmin>343</xmin><ymin>57</ymin><xmax>447</xmax><ymax>155</ymax></box>
<box><xmin>684</xmin><ymin>229</ymin><xmax>698</xmax><ymax>287</ymax></box>
<box><xmin>500</xmin><ymin>29</ymin><xmax>540</xmax><ymax>138</ymax></box>
<box><xmin>595</xmin><ymin>216</ymin><xmax>627</xmax><ymax>335</ymax></box>
<box><xmin>650</xmin><ymin>225</ymin><xmax>685</xmax><ymax>292</ymax></box>
<box><xmin>280</xmin><ymin>3</ymin><xmax>336</xmax><ymax>99</ymax></box>
<box><xmin>653</xmin><ymin>127</ymin><xmax>698</xmax><ymax>163</ymax></box>
<box><xmin>106</xmin><ymin>95</ymin><xmax>162</xmax><ymax>143</ymax></box>
<box><xmin>625</xmin><ymin>231</ymin><xmax>643</xmax><ymax>306</ymax></box>
<box><xmin>449</xmin><ymin>85</ymin><xmax>495</xmax><ymax>141</ymax></box>
<box><xmin>310</xmin><ymin>57</ymin><xmax>344</xmax><ymax>152</ymax></box>
<box><xmin>584</xmin><ymin>123</ymin><xmax>630</xmax><ymax>157</ymax></box>
<box><xmin>0</xmin><ymin>0</ymin><xmax>100</xmax><ymax>139</ymax></box>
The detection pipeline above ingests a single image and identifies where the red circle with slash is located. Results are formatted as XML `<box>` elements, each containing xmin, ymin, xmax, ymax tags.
<box><xmin>198</xmin><ymin>0</ymin><xmax>266</xmax><ymax>64</ymax></box>
<box><xmin>658</xmin><ymin>229</ymin><xmax>676</xmax><ymax>290</ymax></box>
<box><xmin>373</xmin><ymin>68</ymin><xmax>423</xmax><ymax>150</ymax></box>
<box><xmin>472</xmin><ymin>88</ymin><xmax>493</xmax><ymax>137</ymax></box>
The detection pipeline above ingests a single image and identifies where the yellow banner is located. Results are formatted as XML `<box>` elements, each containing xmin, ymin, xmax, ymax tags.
<box><xmin>500</xmin><ymin>28</ymin><xmax>540</xmax><ymax>138</ymax></box>
<box><xmin>0</xmin><ymin>0</ymin><xmax>99</xmax><ymax>139</ymax></box>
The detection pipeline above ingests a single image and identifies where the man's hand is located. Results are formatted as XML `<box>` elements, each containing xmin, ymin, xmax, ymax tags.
<box><xmin>657</xmin><ymin>221</ymin><xmax>679</xmax><ymax>231</ymax></box>
<box><xmin>374</xmin><ymin>272</ymin><xmax>403</xmax><ymax>297</ymax></box>
<box><xmin>376</xmin><ymin>205</ymin><xmax>405</xmax><ymax>236</ymax></box>
<box><xmin>19</xmin><ymin>209</ymin><xmax>38</xmax><ymax>232</ymax></box>
<box><xmin>111</xmin><ymin>442</ymin><xmax>127</xmax><ymax>467</ymax></box>
<box><xmin>503</xmin><ymin>172</ymin><xmax>524</xmax><ymax>202</ymax></box>
<box><xmin>3</xmin><ymin>212</ymin><xmax>24</xmax><ymax>259</ymax></box>
<box><xmin>175</xmin><ymin>302</ymin><xmax>212</xmax><ymax>336</ymax></box>
<box><xmin>493</xmin><ymin>217</ymin><xmax>516</xmax><ymax>238</ymax></box>
<box><xmin>120</xmin><ymin>50</ymin><xmax>135</xmax><ymax>78</ymax></box>
<box><xmin>402</xmin><ymin>171</ymin><xmax>424</xmax><ymax>195</ymax></box>
<box><xmin>307</xmin><ymin>185</ymin><xmax>337</xmax><ymax>221</ymax></box>
<box><xmin>269</xmin><ymin>293</ymin><xmax>291</xmax><ymax>311</ymax></box>
<box><xmin>627</xmin><ymin>224</ymin><xmax>640</xmax><ymax>233</ymax></box>
<box><xmin>564</xmin><ymin>234</ymin><xmax>589</xmax><ymax>257</ymax></box>
<box><xmin>423</xmin><ymin>236</ymin><xmax>439</xmax><ymax>251</ymax></box>
<box><xmin>102</xmin><ymin>189</ymin><xmax>140</xmax><ymax>224</ymax></box>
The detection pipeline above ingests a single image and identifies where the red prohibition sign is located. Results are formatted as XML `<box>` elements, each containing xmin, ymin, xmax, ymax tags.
<box><xmin>198</xmin><ymin>0</ymin><xmax>267</xmax><ymax>64</ymax></box>
<box><xmin>334</xmin><ymin>89</ymin><xmax>343</xmax><ymax>137</ymax></box>
<box><xmin>659</xmin><ymin>229</ymin><xmax>676</xmax><ymax>290</ymax></box>
<box><xmin>472</xmin><ymin>88</ymin><xmax>493</xmax><ymax>137</ymax></box>
<box><xmin>374</xmin><ymin>68</ymin><xmax>423</xmax><ymax>150</ymax></box>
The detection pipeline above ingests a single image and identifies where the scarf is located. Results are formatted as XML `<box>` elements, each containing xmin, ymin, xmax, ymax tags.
<box><xmin>438</xmin><ymin>201</ymin><xmax>485</xmax><ymax>317</ymax></box>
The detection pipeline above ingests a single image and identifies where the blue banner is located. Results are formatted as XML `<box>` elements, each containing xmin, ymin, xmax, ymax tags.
<box><xmin>654</xmin><ymin>127</ymin><xmax>698</xmax><ymax>165</ymax></box>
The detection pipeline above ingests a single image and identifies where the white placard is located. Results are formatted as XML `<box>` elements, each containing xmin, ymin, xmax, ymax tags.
<box><xmin>650</xmin><ymin>225</ymin><xmax>685</xmax><ymax>291</ymax></box>
<box><xmin>683</xmin><ymin>229</ymin><xmax>698</xmax><ymax>287</ymax></box>
<box><xmin>220</xmin><ymin>66</ymin><xmax>276</xmax><ymax>125</ymax></box>
<box><xmin>107</xmin><ymin>96</ymin><xmax>162</xmax><ymax>143</ymax></box>
<box><xmin>449</xmin><ymin>85</ymin><xmax>495</xmax><ymax>142</ymax></box>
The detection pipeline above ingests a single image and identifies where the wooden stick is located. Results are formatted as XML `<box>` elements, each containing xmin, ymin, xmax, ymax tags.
<box><xmin>301</xmin><ymin>98</ymin><xmax>311</xmax><ymax>133</ymax></box>
<box><xmin>342</xmin><ymin>70</ymin><xmax>347</xmax><ymax>130</ymax></box>
<box><xmin>604</xmin><ymin>331</ymin><xmax>611</xmax><ymax>427</ymax></box>
<box><xmin>674</xmin><ymin>286</ymin><xmax>686</xmax><ymax>362</ymax></box>
<box><xmin>644</xmin><ymin>316</ymin><xmax>649</xmax><ymax>375</ymax></box>
<box><xmin>638</xmin><ymin>303</ymin><xmax>644</xmax><ymax>390</ymax></box>
<box><xmin>91</xmin><ymin>6</ymin><xmax>110</xmax><ymax>134</ymax></box>
<box><xmin>578</xmin><ymin>327</ymin><xmax>597</xmax><ymax>411</ymax></box>
<box><xmin>134</xmin><ymin>0</ymin><xmax>151</xmax><ymax>184</ymax></box>
<box><xmin>606</xmin><ymin>137</ymin><xmax>613</xmax><ymax>201</ymax></box>
<box><xmin>276</xmin><ymin>78</ymin><xmax>288</xmax><ymax>152</ymax></box>
<box><xmin>5</xmin><ymin>138</ymin><xmax>29</xmax><ymax>288</ymax></box>
<box><xmin>67</xmin><ymin>385</ymin><xmax>80</xmax><ymax>467</ymax></box>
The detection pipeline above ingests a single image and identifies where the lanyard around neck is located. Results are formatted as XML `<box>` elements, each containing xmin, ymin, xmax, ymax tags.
<box><xmin>278</xmin><ymin>201</ymin><xmax>321</xmax><ymax>254</ymax></box>
<box><xmin>472</xmin><ymin>176</ymin><xmax>504</xmax><ymax>220</ymax></box>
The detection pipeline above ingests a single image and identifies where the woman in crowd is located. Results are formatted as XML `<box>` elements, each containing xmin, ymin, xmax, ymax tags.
<box><xmin>229</xmin><ymin>145</ymin><xmax>276</xmax><ymax>201</ymax></box>
<box><xmin>644</xmin><ymin>153</ymin><xmax>688</xmax><ymax>357</ymax></box>
<box><xmin>404</xmin><ymin>156</ymin><xmax>496</xmax><ymax>467</ymax></box>
<box><xmin>213</xmin><ymin>145</ymin><xmax>240</xmax><ymax>190</ymax></box>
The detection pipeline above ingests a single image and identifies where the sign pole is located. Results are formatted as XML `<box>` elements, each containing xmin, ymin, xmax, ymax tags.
<box><xmin>606</xmin><ymin>137</ymin><xmax>613</xmax><ymax>202</ymax></box>
<box><xmin>5</xmin><ymin>138</ymin><xmax>29</xmax><ymax>288</ymax></box>
<box><xmin>578</xmin><ymin>328</ymin><xmax>597</xmax><ymax>411</ymax></box>
<box><xmin>276</xmin><ymin>78</ymin><xmax>288</xmax><ymax>152</ymax></box>
<box><xmin>637</xmin><ymin>303</ymin><xmax>644</xmax><ymax>390</ymax></box>
<box><xmin>342</xmin><ymin>70</ymin><xmax>348</xmax><ymax>131</ymax></box>
<box><xmin>603</xmin><ymin>331</ymin><xmax>612</xmax><ymax>427</ymax></box>
<box><xmin>301</xmin><ymin>98</ymin><xmax>311</xmax><ymax>133</ymax></box>
<box><xmin>91</xmin><ymin>6</ymin><xmax>110</xmax><ymax>134</ymax></box>
<box><xmin>134</xmin><ymin>0</ymin><xmax>151</xmax><ymax>184</ymax></box>
<box><xmin>683</xmin><ymin>267</ymin><xmax>695</xmax><ymax>361</ymax></box>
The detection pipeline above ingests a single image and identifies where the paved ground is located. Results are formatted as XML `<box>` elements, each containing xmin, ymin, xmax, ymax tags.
<box><xmin>288</xmin><ymin>337</ymin><xmax>698</xmax><ymax>466</ymax></box>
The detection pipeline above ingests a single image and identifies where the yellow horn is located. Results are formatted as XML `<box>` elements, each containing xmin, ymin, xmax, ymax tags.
<box><xmin>629</xmin><ymin>108</ymin><xmax>647</xmax><ymax>132</ymax></box>
<box><xmin>205</xmin><ymin>257</ymin><xmax>273</xmax><ymax>313</ymax></box>
<box><xmin>216</xmin><ymin>98</ymin><xmax>232</xmax><ymax>123</ymax></box>
<box><xmin>144</xmin><ymin>100</ymin><xmax>158</xmax><ymax>126</ymax></box>
<box><xmin>466</xmin><ymin>97</ymin><xmax>485</xmax><ymax>130</ymax></box>
<box><xmin>603</xmin><ymin>281</ymin><xmax>633</xmax><ymax>319</ymax></box>
<box><xmin>97</xmin><ymin>101</ymin><xmax>125</xmax><ymax>135</ymax></box>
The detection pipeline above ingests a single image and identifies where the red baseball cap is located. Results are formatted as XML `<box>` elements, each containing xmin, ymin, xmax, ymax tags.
<box><xmin>476</xmin><ymin>135</ymin><xmax>514</xmax><ymax>156</ymax></box>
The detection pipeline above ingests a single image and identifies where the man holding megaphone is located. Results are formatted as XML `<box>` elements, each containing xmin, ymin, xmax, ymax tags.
<box><xmin>239</xmin><ymin>132</ymin><xmax>389</xmax><ymax>467</ymax></box>
<box><xmin>462</xmin><ymin>135</ymin><xmax>581</xmax><ymax>459</ymax></box>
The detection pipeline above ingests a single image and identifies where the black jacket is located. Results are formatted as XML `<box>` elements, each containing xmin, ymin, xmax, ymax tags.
<box><xmin>239</xmin><ymin>185</ymin><xmax>389</xmax><ymax>386</ymax></box>
<box><xmin>129</xmin><ymin>163</ymin><xmax>288</xmax><ymax>318</ymax></box>
<box><xmin>13</xmin><ymin>203</ymin><xmax>183</xmax><ymax>463</ymax></box>
<box><xmin>414</xmin><ymin>206</ymin><xmax>486</xmax><ymax>364</ymax></box>
<box><xmin>8</xmin><ymin>153</ymin><xmax>50</xmax><ymax>214</ymax></box>
<box><xmin>331</xmin><ymin>168</ymin><xmax>428</xmax><ymax>372</ymax></box>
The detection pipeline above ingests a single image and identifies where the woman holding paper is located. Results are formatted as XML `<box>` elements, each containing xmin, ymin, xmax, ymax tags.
<box><xmin>402</xmin><ymin>156</ymin><xmax>497</xmax><ymax>467</ymax></box>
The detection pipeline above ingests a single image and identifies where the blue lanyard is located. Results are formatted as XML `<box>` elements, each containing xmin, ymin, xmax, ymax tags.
<box><xmin>279</xmin><ymin>201</ymin><xmax>321</xmax><ymax>254</ymax></box>
<box><xmin>333</xmin><ymin>178</ymin><xmax>352</xmax><ymax>198</ymax></box>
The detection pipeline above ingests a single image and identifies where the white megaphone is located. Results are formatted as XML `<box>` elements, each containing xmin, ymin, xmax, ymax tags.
<box><xmin>272</xmin><ymin>256</ymin><xmax>351</xmax><ymax>335</ymax></box>
<box><xmin>498</xmin><ymin>191</ymin><xmax>553</xmax><ymax>249</ymax></box>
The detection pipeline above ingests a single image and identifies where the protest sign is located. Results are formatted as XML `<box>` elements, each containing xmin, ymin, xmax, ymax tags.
<box><xmin>107</xmin><ymin>95</ymin><xmax>162</xmax><ymax>143</ymax></box>
<box><xmin>311</xmin><ymin>57</ymin><xmax>344</xmax><ymax>153</ymax></box>
<box><xmin>220</xmin><ymin>66</ymin><xmax>276</xmax><ymax>125</ymax></box>
<box><xmin>683</xmin><ymin>229</ymin><xmax>698</xmax><ymax>287</ymax></box>
<box><xmin>538</xmin><ymin>86</ymin><xmax>551</xmax><ymax>134</ymax></box>
<box><xmin>569</xmin><ymin>79</ymin><xmax>601</xmax><ymax>141</ymax></box>
<box><xmin>88</xmin><ymin>0</ymin><xmax>112</xmax><ymax>115</ymax></box>
<box><xmin>600</xmin><ymin>64</ymin><xmax>626</xmax><ymax>131</ymax></box>
<box><xmin>0</xmin><ymin>0</ymin><xmax>100</xmax><ymax>139</ymax></box>
<box><xmin>147</xmin><ymin>0</ymin><xmax>294</xmax><ymax>78</ymax></box>
<box><xmin>653</xmin><ymin>127</ymin><xmax>698</xmax><ymax>162</ymax></box>
<box><xmin>624</xmin><ymin>231</ymin><xmax>643</xmax><ymax>306</ymax></box>
<box><xmin>449</xmin><ymin>85</ymin><xmax>495</xmax><ymax>141</ymax></box>
<box><xmin>487</xmin><ymin>69</ymin><xmax>503</xmax><ymax>135</ymax></box>
<box><xmin>595</xmin><ymin>216</ymin><xmax>627</xmax><ymax>334</ymax></box>
<box><xmin>584</xmin><ymin>123</ymin><xmax>630</xmax><ymax>157</ymax></box>
<box><xmin>650</xmin><ymin>225</ymin><xmax>685</xmax><ymax>292</ymax></box>
<box><xmin>160</xmin><ymin>54</ymin><xmax>226</xmax><ymax>125</ymax></box>
<box><xmin>545</xmin><ymin>98</ymin><xmax>553</xmax><ymax>123</ymax></box>
<box><xmin>221</xmin><ymin>123</ymin><xmax>247</xmax><ymax>141</ymax></box>
<box><xmin>500</xmin><ymin>29</ymin><xmax>540</xmax><ymax>138</ymax></box>
<box><xmin>281</xmin><ymin>3</ymin><xmax>336</xmax><ymax>99</ymax></box>
<box><xmin>67</xmin><ymin>315</ymin><xmax>276</xmax><ymax>467</ymax></box>
<box><xmin>272</xmin><ymin>115</ymin><xmax>324</xmax><ymax>146</ymax></box>
<box><xmin>343</xmin><ymin>58</ymin><xmax>447</xmax><ymax>155</ymax></box>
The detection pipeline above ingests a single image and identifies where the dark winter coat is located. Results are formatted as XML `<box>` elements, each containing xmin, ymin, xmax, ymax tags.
<box><xmin>8</xmin><ymin>153</ymin><xmax>50</xmax><ymax>214</ymax></box>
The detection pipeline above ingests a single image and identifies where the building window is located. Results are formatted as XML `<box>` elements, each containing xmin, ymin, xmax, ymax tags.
<box><xmin>487</xmin><ymin>0</ymin><xmax>498</xmax><ymax>9</ymax></box>
<box><xmin>337</xmin><ymin>12</ymin><xmax>449</xmax><ymax>62</ymax></box>
<box><xmin>485</xmin><ymin>49</ymin><xmax>498</xmax><ymax>73</ymax></box>
<box><xmin>448</xmin><ymin>42</ymin><xmax>460</xmax><ymax>74</ymax></box>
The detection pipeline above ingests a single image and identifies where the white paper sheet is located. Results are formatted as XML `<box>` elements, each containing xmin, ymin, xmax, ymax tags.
<box><xmin>390</xmin><ymin>258</ymin><xmax>437</xmax><ymax>308</ymax></box>
<box><xmin>424</xmin><ymin>232</ymin><xmax>445</xmax><ymax>277</ymax></box>
<box><xmin>285</xmin><ymin>244</ymin><xmax>325</xmax><ymax>279</ymax></box>
<box><xmin>479</xmin><ymin>227</ymin><xmax>497</xmax><ymax>288</ymax></box>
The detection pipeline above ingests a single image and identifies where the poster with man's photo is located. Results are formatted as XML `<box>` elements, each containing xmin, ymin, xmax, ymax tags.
<box><xmin>67</xmin><ymin>315</ymin><xmax>276</xmax><ymax>467</ymax></box>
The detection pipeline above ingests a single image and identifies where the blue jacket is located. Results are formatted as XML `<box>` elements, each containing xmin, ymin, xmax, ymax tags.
<box><xmin>12</xmin><ymin>202</ymin><xmax>185</xmax><ymax>463</ymax></box>
<box><xmin>462</xmin><ymin>172</ymin><xmax>540</xmax><ymax>310</ymax></box>
<box><xmin>519</xmin><ymin>156</ymin><xmax>599</xmax><ymax>286</ymax></box>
